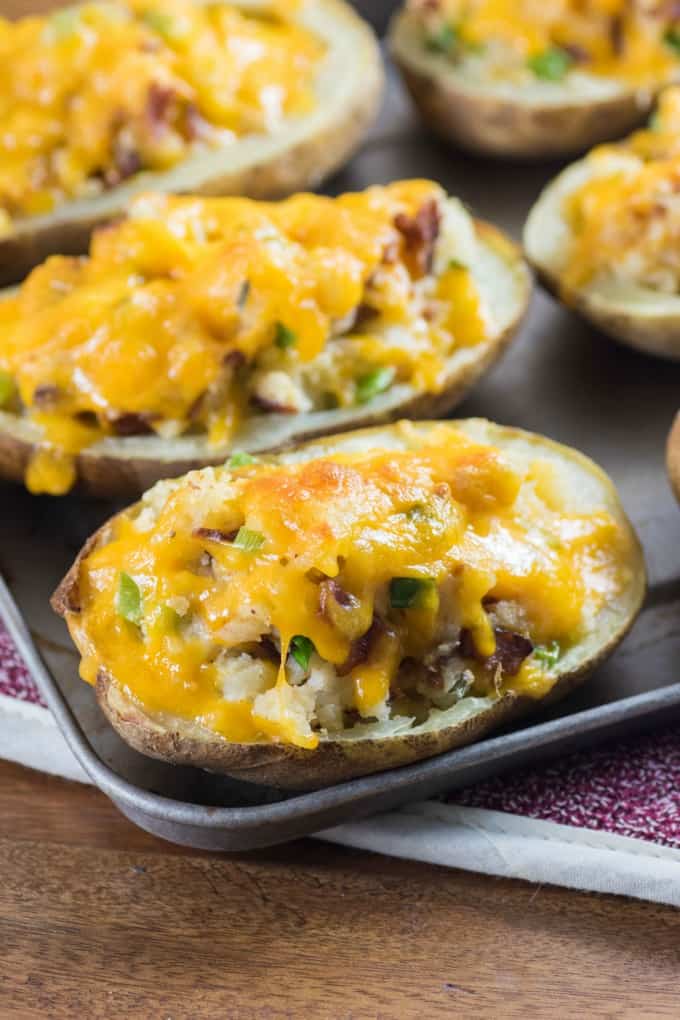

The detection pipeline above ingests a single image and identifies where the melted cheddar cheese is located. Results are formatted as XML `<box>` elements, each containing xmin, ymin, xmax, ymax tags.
<box><xmin>0</xmin><ymin>180</ymin><xmax>493</xmax><ymax>495</ymax></box>
<box><xmin>562</xmin><ymin>87</ymin><xmax>680</xmax><ymax>292</ymax></box>
<box><xmin>69</xmin><ymin>423</ymin><xmax>633</xmax><ymax>749</ymax></box>
<box><xmin>0</xmin><ymin>0</ymin><xmax>323</xmax><ymax>228</ymax></box>
<box><xmin>411</xmin><ymin>0</ymin><xmax>680</xmax><ymax>87</ymax></box>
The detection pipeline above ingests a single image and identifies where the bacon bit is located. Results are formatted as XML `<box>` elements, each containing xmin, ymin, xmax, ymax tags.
<box><xmin>609</xmin><ymin>14</ymin><xmax>624</xmax><ymax>55</ymax></box>
<box><xmin>192</xmin><ymin>527</ymin><xmax>239</xmax><ymax>544</ymax></box>
<box><xmin>354</xmin><ymin>303</ymin><xmax>379</xmax><ymax>327</ymax></box>
<box><xmin>319</xmin><ymin>578</ymin><xmax>359</xmax><ymax>615</ymax></box>
<box><xmin>337</xmin><ymin>617</ymin><xmax>383</xmax><ymax>676</ymax></box>
<box><xmin>147</xmin><ymin>83</ymin><xmax>176</xmax><ymax>133</ymax></box>
<box><xmin>32</xmin><ymin>384</ymin><xmax>60</xmax><ymax>407</ymax></box>
<box><xmin>561</xmin><ymin>43</ymin><xmax>590</xmax><ymax>63</ymax></box>
<box><xmin>250</xmin><ymin>394</ymin><xmax>297</xmax><ymax>414</ymax></box>
<box><xmin>460</xmin><ymin>627</ymin><xmax>533</xmax><ymax>678</ymax></box>
<box><xmin>223</xmin><ymin>349</ymin><xmax>246</xmax><ymax>370</ymax></box>
<box><xmin>394</xmin><ymin>199</ymin><xmax>442</xmax><ymax>275</ymax></box>
<box><xmin>107</xmin><ymin>412</ymin><xmax>156</xmax><ymax>437</ymax></box>
<box><xmin>382</xmin><ymin>236</ymin><xmax>401</xmax><ymax>264</ymax></box>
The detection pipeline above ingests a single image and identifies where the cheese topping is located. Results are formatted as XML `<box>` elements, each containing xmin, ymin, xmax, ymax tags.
<box><xmin>0</xmin><ymin>0</ymin><xmax>323</xmax><ymax>228</ymax></box>
<box><xmin>410</xmin><ymin>0</ymin><xmax>680</xmax><ymax>88</ymax></box>
<box><xmin>563</xmin><ymin>87</ymin><xmax>680</xmax><ymax>292</ymax></box>
<box><xmin>0</xmin><ymin>180</ymin><xmax>494</xmax><ymax>495</ymax></box>
<box><xmin>69</xmin><ymin>423</ymin><xmax>633</xmax><ymax>749</ymax></box>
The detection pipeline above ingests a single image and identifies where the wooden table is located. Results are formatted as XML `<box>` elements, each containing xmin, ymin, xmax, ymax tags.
<box><xmin>2</xmin><ymin>757</ymin><xmax>679</xmax><ymax>1018</ymax></box>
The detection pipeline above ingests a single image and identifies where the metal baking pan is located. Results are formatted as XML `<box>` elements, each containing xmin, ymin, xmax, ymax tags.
<box><xmin>3</xmin><ymin>62</ymin><xmax>680</xmax><ymax>851</ymax></box>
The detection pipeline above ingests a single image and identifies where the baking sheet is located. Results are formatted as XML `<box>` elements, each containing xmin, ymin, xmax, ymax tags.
<box><xmin>2</xmin><ymin>63</ymin><xmax>680</xmax><ymax>849</ymax></box>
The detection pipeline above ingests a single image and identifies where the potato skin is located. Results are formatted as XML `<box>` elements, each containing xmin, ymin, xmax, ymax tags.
<box><xmin>524</xmin><ymin>157</ymin><xmax>680</xmax><ymax>361</ymax></box>
<box><xmin>0</xmin><ymin>221</ymin><xmax>531</xmax><ymax>499</ymax></box>
<box><xmin>52</xmin><ymin>419</ymin><xmax>646</xmax><ymax>791</ymax></box>
<box><xmin>667</xmin><ymin>412</ymin><xmax>680</xmax><ymax>504</ymax></box>
<box><xmin>389</xmin><ymin>8</ymin><xmax>660</xmax><ymax>160</ymax></box>
<box><xmin>0</xmin><ymin>0</ymin><xmax>384</xmax><ymax>284</ymax></box>
<box><xmin>396</xmin><ymin>63</ymin><xmax>646</xmax><ymax>160</ymax></box>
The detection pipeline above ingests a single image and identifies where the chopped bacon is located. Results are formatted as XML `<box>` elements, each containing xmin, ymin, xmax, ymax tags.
<box><xmin>107</xmin><ymin>411</ymin><xmax>155</xmax><ymax>436</ymax></box>
<box><xmin>32</xmin><ymin>384</ymin><xmax>60</xmax><ymax>407</ymax></box>
<box><xmin>192</xmin><ymin>527</ymin><xmax>239</xmax><ymax>544</ymax></box>
<box><xmin>319</xmin><ymin>578</ymin><xmax>358</xmax><ymax>614</ymax></box>
<box><xmin>609</xmin><ymin>14</ymin><xmax>624</xmax><ymax>55</ymax></box>
<box><xmin>561</xmin><ymin>43</ymin><xmax>590</xmax><ymax>63</ymax></box>
<box><xmin>337</xmin><ymin>618</ymin><xmax>383</xmax><ymax>676</ymax></box>
<box><xmin>460</xmin><ymin>627</ymin><xmax>533</xmax><ymax>678</ymax></box>
<box><xmin>147</xmin><ymin>83</ymin><xmax>176</xmax><ymax>132</ymax></box>
<box><xmin>394</xmin><ymin>198</ymin><xmax>442</xmax><ymax>275</ymax></box>
<box><xmin>250</xmin><ymin>393</ymin><xmax>297</xmax><ymax>414</ymax></box>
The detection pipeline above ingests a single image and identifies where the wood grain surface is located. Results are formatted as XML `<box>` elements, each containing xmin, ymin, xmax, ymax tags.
<box><xmin>1</xmin><ymin>757</ymin><xmax>679</xmax><ymax>1019</ymax></box>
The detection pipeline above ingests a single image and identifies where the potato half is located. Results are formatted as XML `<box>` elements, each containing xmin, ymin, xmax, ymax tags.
<box><xmin>0</xmin><ymin>0</ymin><xmax>383</xmax><ymax>284</ymax></box>
<box><xmin>389</xmin><ymin>7</ymin><xmax>667</xmax><ymax>160</ymax></box>
<box><xmin>524</xmin><ymin>152</ymin><xmax>680</xmax><ymax>361</ymax></box>
<box><xmin>53</xmin><ymin>419</ymin><xmax>645</xmax><ymax>790</ymax></box>
<box><xmin>667</xmin><ymin>412</ymin><xmax>680</xmax><ymax>504</ymax></box>
<box><xmin>0</xmin><ymin>215</ymin><xmax>531</xmax><ymax>499</ymax></box>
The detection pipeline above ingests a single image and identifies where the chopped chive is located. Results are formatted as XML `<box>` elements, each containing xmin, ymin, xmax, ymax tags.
<box><xmin>142</xmin><ymin>9</ymin><xmax>176</xmax><ymax>36</ymax></box>
<box><xmin>389</xmin><ymin>577</ymin><xmax>438</xmax><ymax>610</ymax></box>
<box><xmin>117</xmin><ymin>572</ymin><xmax>143</xmax><ymax>626</ymax></box>
<box><xmin>274</xmin><ymin>322</ymin><xmax>297</xmax><ymax>350</ymax></box>
<box><xmin>648</xmin><ymin>111</ymin><xmax>661</xmax><ymax>132</ymax></box>
<box><xmin>233</xmin><ymin>526</ymin><xmax>265</xmax><ymax>553</ymax></box>
<box><xmin>533</xmin><ymin>641</ymin><xmax>561</xmax><ymax>669</ymax></box>
<box><xmin>355</xmin><ymin>366</ymin><xmax>395</xmax><ymax>405</ymax></box>
<box><xmin>47</xmin><ymin>8</ymin><xmax>81</xmax><ymax>39</ymax></box>
<box><xmin>227</xmin><ymin>450</ymin><xmax>259</xmax><ymax>468</ymax></box>
<box><xmin>0</xmin><ymin>371</ymin><xmax>15</xmax><ymax>408</ymax></box>
<box><xmin>425</xmin><ymin>23</ymin><xmax>458</xmax><ymax>55</ymax></box>
<box><xmin>527</xmin><ymin>47</ymin><xmax>572</xmax><ymax>81</ymax></box>
<box><xmin>289</xmin><ymin>635</ymin><xmax>315</xmax><ymax>671</ymax></box>
<box><xmin>664</xmin><ymin>27</ymin><xmax>680</xmax><ymax>55</ymax></box>
<box><xmin>448</xmin><ymin>258</ymin><xmax>468</xmax><ymax>271</ymax></box>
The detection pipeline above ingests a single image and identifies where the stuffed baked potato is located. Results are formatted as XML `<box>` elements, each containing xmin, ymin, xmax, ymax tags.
<box><xmin>53</xmin><ymin>418</ymin><xmax>645</xmax><ymax>790</ymax></box>
<box><xmin>0</xmin><ymin>0</ymin><xmax>382</xmax><ymax>282</ymax></box>
<box><xmin>0</xmin><ymin>179</ymin><xmax>530</xmax><ymax>497</ymax></box>
<box><xmin>525</xmin><ymin>87</ymin><xmax>680</xmax><ymax>359</ymax></box>
<box><xmin>390</xmin><ymin>0</ymin><xmax>680</xmax><ymax>159</ymax></box>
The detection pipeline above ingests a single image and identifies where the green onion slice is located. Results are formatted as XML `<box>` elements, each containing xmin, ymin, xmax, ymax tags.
<box><xmin>355</xmin><ymin>366</ymin><xmax>396</xmax><ymax>405</ymax></box>
<box><xmin>0</xmin><ymin>371</ymin><xmax>15</xmax><ymax>408</ymax></box>
<box><xmin>233</xmin><ymin>526</ymin><xmax>265</xmax><ymax>553</ymax></box>
<box><xmin>527</xmin><ymin>47</ymin><xmax>572</xmax><ymax>81</ymax></box>
<box><xmin>533</xmin><ymin>641</ymin><xmax>561</xmax><ymax>669</ymax></box>
<box><xmin>289</xmin><ymin>635</ymin><xmax>315</xmax><ymax>671</ymax></box>
<box><xmin>117</xmin><ymin>572</ymin><xmax>143</xmax><ymax>626</ymax></box>
<box><xmin>227</xmin><ymin>451</ymin><xmax>259</xmax><ymax>469</ymax></box>
<box><xmin>664</xmin><ymin>27</ymin><xmax>680</xmax><ymax>55</ymax></box>
<box><xmin>425</xmin><ymin>23</ymin><xmax>458</xmax><ymax>55</ymax></box>
<box><xmin>274</xmin><ymin>322</ymin><xmax>297</xmax><ymax>349</ymax></box>
<box><xmin>389</xmin><ymin>577</ymin><xmax>438</xmax><ymax>610</ymax></box>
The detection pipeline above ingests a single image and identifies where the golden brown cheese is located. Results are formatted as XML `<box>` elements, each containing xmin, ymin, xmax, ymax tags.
<box><xmin>71</xmin><ymin>424</ymin><xmax>632</xmax><ymax>748</ymax></box>
<box><xmin>411</xmin><ymin>0</ymin><xmax>680</xmax><ymax>87</ymax></box>
<box><xmin>562</xmin><ymin>88</ymin><xmax>680</xmax><ymax>291</ymax></box>
<box><xmin>0</xmin><ymin>0</ymin><xmax>323</xmax><ymax>227</ymax></box>
<box><xmin>0</xmin><ymin>180</ymin><xmax>490</xmax><ymax>494</ymax></box>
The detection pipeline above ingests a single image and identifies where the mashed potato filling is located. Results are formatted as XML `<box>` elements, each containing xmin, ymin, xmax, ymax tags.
<box><xmin>0</xmin><ymin>180</ymin><xmax>494</xmax><ymax>494</ymax></box>
<box><xmin>71</xmin><ymin>423</ymin><xmax>632</xmax><ymax>749</ymax></box>
<box><xmin>409</xmin><ymin>0</ymin><xmax>680</xmax><ymax>88</ymax></box>
<box><xmin>562</xmin><ymin>88</ymin><xmax>680</xmax><ymax>292</ymax></box>
<box><xmin>0</xmin><ymin>0</ymin><xmax>323</xmax><ymax>225</ymax></box>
